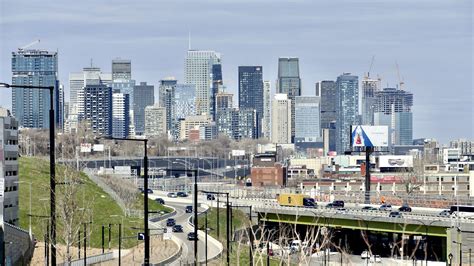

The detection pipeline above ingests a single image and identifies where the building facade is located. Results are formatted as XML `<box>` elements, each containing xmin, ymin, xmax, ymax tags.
<box><xmin>277</xmin><ymin>57</ymin><xmax>301</xmax><ymax>142</ymax></box>
<box><xmin>179</xmin><ymin>115</ymin><xmax>212</xmax><ymax>140</ymax></box>
<box><xmin>262</xmin><ymin>80</ymin><xmax>271</xmax><ymax>139</ymax></box>
<box><xmin>361</xmin><ymin>77</ymin><xmax>380</xmax><ymax>125</ymax></box>
<box><xmin>335</xmin><ymin>73</ymin><xmax>359</xmax><ymax>154</ymax></box>
<box><xmin>82</xmin><ymin>84</ymin><xmax>112</xmax><ymax>136</ymax></box>
<box><xmin>184</xmin><ymin>50</ymin><xmax>221</xmax><ymax>115</ymax></box>
<box><xmin>0</xmin><ymin>108</ymin><xmax>19</xmax><ymax>226</ymax></box>
<box><xmin>216</xmin><ymin>108</ymin><xmax>257</xmax><ymax>140</ymax></box>
<box><xmin>271</xmin><ymin>94</ymin><xmax>292</xmax><ymax>144</ymax></box>
<box><xmin>238</xmin><ymin>66</ymin><xmax>263</xmax><ymax>137</ymax></box>
<box><xmin>158</xmin><ymin>78</ymin><xmax>177</xmax><ymax>131</ymax></box>
<box><xmin>295</xmin><ymin>96</ymin><xmax>321</xmax><ymax>142</ymax></box>
<box><xmin>211</xmin><ymin>63</ymin><xmax>223</xmax><ymax>120</ymax></box>
<box><xmin>112</xmin><ymin>91</ymin><xmax>130</xmax><ymax>138</ymax></box>
<box><xmin>133</xmin><ymin>82</ymin><xmax>154</xmax><ymax>135</ymax></box>
<box><xmin>144</xmin><ymin>105</ymin><xmax>167</xmax><ymax>137</ymax></box>
<box><xmin>11</xmin><ymin>49</ymin><xmax>59</xmax><ymax>129</ymax></box>
<box><xmin>112</xmin><ymin>59</ymin><xmax>131</xmax><ymax>81</ymax></box>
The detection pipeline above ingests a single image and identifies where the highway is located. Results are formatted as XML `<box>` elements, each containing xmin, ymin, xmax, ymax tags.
<box><xmin>149</xmin><ymin>194</ymin><xmax>222</xmax><ymax>265</ymax></box>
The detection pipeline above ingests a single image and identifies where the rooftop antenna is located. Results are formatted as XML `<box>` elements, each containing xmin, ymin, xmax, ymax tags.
<box><xmin>188</xmin><ymin>31</ymin><xmax>191</xmax><ymax>50</ymax></box>
<box><xmin>90</xmin><ymin>58</ymin><xmax>93</xmax><ymax>67</ymax></box>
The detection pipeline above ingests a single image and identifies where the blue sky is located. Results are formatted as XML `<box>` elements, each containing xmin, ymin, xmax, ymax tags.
<box><xmin>0</xmin><ymin>0</ymin><xmax>472</xmax><ymax>143</ymax></box>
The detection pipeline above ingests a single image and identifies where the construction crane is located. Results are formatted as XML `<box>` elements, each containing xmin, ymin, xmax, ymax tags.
<box><xmin>395</xmin><ymin>61</ymin><xmax>405</xmax><ymax>90</ymax></box>
<box><xmin>19</xmin><ymin>39</ymin><xmax>40</xmax><ymax>51</ymax></box>
<box><xmin>366</xmin><ymin>55</ymin><xmax>375</xmax><ymax>79</ymax></box>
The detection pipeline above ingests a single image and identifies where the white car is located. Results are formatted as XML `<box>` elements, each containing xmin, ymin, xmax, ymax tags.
<box><xmin>370</xmin><ymin>255</ymin><xmax>382</xmax><ymax>263</ymax></box>
<box><xmin>361</xmin><ymin>250</ymin><xmax>370</xmax><ymax>259</ymax></box>
<box><xmin>336</xmin><ymin>208</ymin><xmax>347</xmax><ymax>214</ymax></box>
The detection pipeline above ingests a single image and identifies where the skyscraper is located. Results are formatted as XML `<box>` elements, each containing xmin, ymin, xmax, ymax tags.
<box><xmin>158</xmin><ymin>78</ymin><xmax>177</xmax><ymax>132</ymax></box>
<box><xmin>185</xmin><ymin>50</ymin><xmax>221</xmax><ymax>116</ymax></box>
<box><xmin>112</xmin><ymin>59</ymin><xmax>132</xmax><ymax>81</ymax></box>
<box><xmin>144</xmin><ymin>105</ymin><xmax>167</xmax><ymax>137</ymax></box>
<box><xmin>211</xmin><ymin>63</ymin><xmax>223</xmax><ymax>120</ymax></box>
<box><xmin>373</xmin><ymin>88</ymin><xmax>414</xmax><ymax>145</ymax></box>
<box><xmin>215</xmin><ymin>92</ymin><xmax>233</xmax><ymax>114</ymax></box>
<box><xmin>335</xmin><ymin>73</ymin><xmax>359</xmax><ymax>154</ymax></box>
<box><xmin>361</xmin><ymin>77</ymin><xmax>381</xmax><ymax>125</ymax></box>
<box><xmin>271</xmin><ymin>94</ymin><xmax>292</xmax><ymax>144</ymax></box>
<box><xmin>238</xmin><ymin>66</ymin><xmax>263</xmax><ymax>137</ymax></box>
<box><xmin>262</xmin><ymin>81</ymin><xmax>271</xmax><ymax>139</ymax></box>
<box><xmin>295</xmin><ymin>96</ymin><xmax>321</xmax><ymax>142</ymax></box>
<box><xmin>81</xmin><ymin>84</ymin><xmax>112</xmax><ymax>136</ymax></box>
<box><xmin>11</xmin><ymin>49</ymin><xmax>59</xmax><ymax>128</ymax></box>
<box><xmin>133</xmin><ymin>82</ymin><xmax>155</xmax><ymax>135</ymax></box>
<box><xmin>57</xmin><ymin>84</ymin><xmax>65</xmax><ymax>131</ymax></box>
<box><xmin>277</xmin><ymin>57</ymin><xmax>301</xmax><ymax>142</ymax></box>
<box><xmin>69</xmin><ymin>67</ymin><xmax>112</xmax><ymax>130</ymax></box>
<box><xmin>112</xmin><ymin>91</ymin><xmax>130</xmax><ymax>138</ymax></box>
<box><xmin>216</xmin><ymin>108</ymin><xmax>257</xmax><ymax>140</ymax></box>
<box><xmin>317</xmin><ymin>80</ymin><xmax>337</xmax><ymax>152</ymax></box>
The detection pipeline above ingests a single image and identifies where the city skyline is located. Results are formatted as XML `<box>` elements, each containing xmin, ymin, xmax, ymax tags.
<box><xmin>0</xmin><ymin>0</ymin><xmax>472</xmax><ymax>143</ymax></box>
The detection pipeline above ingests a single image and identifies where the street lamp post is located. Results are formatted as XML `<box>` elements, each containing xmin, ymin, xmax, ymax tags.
<box><xmin>229</xmin><ymin>205</ymin><xmax>254</xmax><ymax>266</ymax></box>
<box><xmin>99</xmin><ymin>137</ymin><xmax>149</xmax><ymax>265</ymax></box>
<box><xmin>14</xmin><ymin>181</ymin><xmax>32</xmax><ymax>234</ymax></box>
<box><xmin>0</xmin><ymin>82</ymin><xmax>57</xmax><ymax>265</ymax></box>
<box><xmin>453</xmin><ymin>240</ymin><xmax>462</xmax><ymax>266</ymax></box>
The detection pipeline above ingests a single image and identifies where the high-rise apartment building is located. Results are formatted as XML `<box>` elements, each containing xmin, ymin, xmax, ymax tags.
<box><xmin>69</xmin><ymin>67</ymin><xmax>112</xmax><ymax>130</ymax></box>
<box><xmin>211</xmin><ymin>64</ymin><xmax>223</xmax><ymax>120</ymax></box>
<box><xmin>295</xmin><ymin>96</ymin><xmax>321</xmax><ymax>142</ymax></box>
<box><xmin>450</xmin><ymin>139</ymin><xmax>474</xmax><ymax>156</ymax></box>
<box><xmin>11</xmin><ymin>49</ymin><xmax>59</xmax><ymax>129</ymax></box>
<box><xmin>0</xmin><ymin>108</ymin><xmax>19</xmax><ymax>226</ymax></box>
<box><xmin>112</xmin><ymin>59</ymin><xmax>132</xmax><ymax>81</ymax></box>
<box><xmin>262</xmin><ymin>81</ymin><xmax>271</xmax><ymax>139</ymax></box>
<box><xmin>174</xmin><ymin>84</ymin><xmax>196</xmax><ymax>121</ymax></box>
<box><xmin>216</xmin><ymin>108</ymin><xmax>257</xmax><ymax>140</ymax></box>
<box><xmin>112</xmin><ymin>91</ymin><xmax>130</xmax><ymax>138</ymax></box>
<box><xmin>179</xmin><ymin>115</ymin><xmax>212</xmax><ymax>141</ymax></box>
<box><xmin>215</xmin><ymin>92</ymin><xmax>233</xmax><ymax>114</ymax></box>
<box><xmin>271</xmin><ymin>94</ymin><xmax>292</xmax><ymax>144</ymax></box>
<box><xmin>373</xmin><ymin>88</ymin><xmax>413</xmax><ymax>146</ymax></box>
<box><xmin>144</xmin><ymin>105</ymin><xmax>167</xmax><ymax>137</ymax></box>
<box><xmin>82</xmin><ymin>84</ymin><xmax>112</xmax><ymax>136</ymax></box>
<box><xmin>185</xmin><ymin>50</ymin><xmax>221</xmax><ymax>115</ymax></box>
<box><xmin>361</xmin><ymin>77</ymin><xmax>381</xmax><ymax>125</ymax></box>
<box><xmin>335</xmin><ymin>73</ymin><xmax>359</xmax><ymax>154</ymax></box>
<box><xmin>238</xmin><ymin>66</ymin><xmax>263</xmax><ymax>137</ymax></box>
<box><xmin>317</xmin><ymin>81</ymin><xmax>337</xmax><ymax>152</ymax></box>
<box><xmin>159</xmin><ymin>78</ymin><xmax>177</xmax><ymax>132</ymax></box>
<box><xmin>57</xmin><ymin>84</ymin><xmax>65</xmax><ymax>131</ymax></box>
<box><xmin>277</xmin><ymin>57</ymin><xmax>301</xmax><ymax>142</ymax></box>
<box><xmin>133</xmin><ymin>82</ymin><xmax>154</xmax><ymax>135</ymax></box>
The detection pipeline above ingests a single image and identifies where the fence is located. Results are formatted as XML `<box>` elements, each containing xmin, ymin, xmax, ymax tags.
<box><xmin>57</xmin><ymin>252</ymin><xmax>114</xmax><ymax>266</ymax></box>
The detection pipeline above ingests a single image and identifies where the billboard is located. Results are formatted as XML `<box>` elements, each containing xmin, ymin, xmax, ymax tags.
<box><xmin>231</xmin><ymin>150</ymin><xmax>245</xmax><ymax>157</ymax></box>
<box><xmin>93</xmin><ymin>144</ymin><xmax>104</xmax><ymax>152</ymax></box>
<box><xmin>351</xmin><ymin>125</ymin><xmax>388</xmax><ymax>147</ymax></box>
<box><xmin>379</xmin><ymin>155</ymin><xmax>414</xmax><ymax>168</ymax></box>
<box><xmin>80</xmin><ymin>143</ymin><xmax>92</xmax><ymax>153</ymax></box>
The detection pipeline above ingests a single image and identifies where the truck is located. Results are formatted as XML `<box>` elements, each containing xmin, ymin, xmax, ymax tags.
<box><xmin>277</xmin><ymin>194</ymin><xmax>316</xmax><ymax>208</ymax></box>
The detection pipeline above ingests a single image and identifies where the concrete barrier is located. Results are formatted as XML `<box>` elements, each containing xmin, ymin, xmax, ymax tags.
<box><xmin>155</xmin><ymin>234</ymin><xmax>183</xmax><ymax>266</ymax></box>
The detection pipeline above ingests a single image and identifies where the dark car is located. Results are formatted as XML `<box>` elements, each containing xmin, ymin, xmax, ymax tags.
<box><xmin>362</xmin><ymin>206</ymin><xmax>378</xmax><ymax>211</ymax></box>
<box><xmin>185</xmin><ymin>205</ymin><xmax>193</xmax><ymax>213</ymax></box>
<box><xmin>398</xmin><ymin>204</ymin><xmax>412</xmax><ymax>212</ymax></box>
<box><xmin>166</xmin><ymin>218</ymin><xmax>176</xmax><ymax>227</ymax></box>
<box><xmin>187</xmin><ymin>232</ymin><xmax>198</xmax><ymax>241</ymax></box>
<box><xmin>327</xmin><ymin>200</ymin><xmax>344</xmax><ymax>208</ymax></box>
<box><xmin>207</xmin><ymin>194</ymin><xmax>216</xmax><ymax>200</ymax></box>
<box><xmin>177</xmin><ymin>192</ymin><xmax>188</xmax><ymax>197</ymax></box>
<box><xmin>172</xmin><ymin>225</ymin><xmax>183</xmax><ymax>232</ymax></box>
<box><xmin>140</xmin><ymin>188</ymin><xmax>153</xmax><ymax>194</ymax></box>
<box><xmin>155</xmin><ymin>198</ymin><xmax>165</xmax><ymax>204</ymax></box>
<box><xmin>389</xmin><ymin>211</ymin><xmax>402</xmax><ymax>218</ymax></box>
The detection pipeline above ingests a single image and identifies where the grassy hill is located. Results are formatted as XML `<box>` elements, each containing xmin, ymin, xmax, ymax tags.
<box><xmin>18</xmin><ymin>156</ymin><xmax>169</xmax><ymax>249</ymax></box>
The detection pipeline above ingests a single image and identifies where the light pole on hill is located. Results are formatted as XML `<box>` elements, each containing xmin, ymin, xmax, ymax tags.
<box><xmin>0</xmin><ymin>82</ymin><xmax>58</xmax><ymax>265</ymax></box>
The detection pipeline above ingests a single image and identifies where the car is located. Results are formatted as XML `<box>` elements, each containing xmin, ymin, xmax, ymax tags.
<box><xmin>167</xmin><ymin>192</ymin><xmax>177</xmax><ymax>198</ymax></box>
<box><xmin>336</xmin><ymin>208</ymin><xmax>347</xmax><ymax>214</ymax></box>
<box><xmin>177</xmin><ymin>192</ymin><xmax>188</xmax><ymax>197</ymax></box>
<box><xmin>389</xmin><ymin>211</ymin><xmax>402</xmax><ymax>218</ymax></box>
<box><xmin>155</xmin><ymin>198</ymin><xmax>165</xmax><ymax>204</ymax></box>
<box><xmin>379</xmin><ymin>204</ymin><xmax>392</xmax><ymax>211</ymax></box>
<box><xmin>146</xmin><ymin>188</ymin><xmax>153</xmax><ymax>194</ymax></box>
<box><xmin>185</xmin><ymin>205</ymin><xmax>193</xmax><ymax>213</ymax></box>
<box><xmin>326</xmin><ymin>200</ymin><xmax>344</xmax><ymax>208</ymax></box>
<box><xmin>172</xmin><ymin>225</ymin><xmax>183</xmax><ymax>232</ymax></box>
<box><xmin>361</xmin><ymin>206</ymin><xmax>378</xmax><ymax>211</ymax></box>
<box><xmin>207</xmin><ymin>194</ymin><xmax>216</xmax><ymax>200</ymax></box>
<box><xmin>166</xmin><ymin>218</ymin><xmax>176</xmax><ymax>227</ymax></box>
<box><xmin>361</xmin><ymin>250</ymin><xmax>371</xmax><ymax>259</ymax></box>
<box><xmin>438</xmin><ymin>209</ymin><xmax>451</xmax><ymax>217</ymax></box>
<box><xmin>370</xmin><ymin>255</ymin><xmax>382</xmax><ymax>263</ymax></box>
<box><xmin>398</xmin><ymin>204</ymin><xmax>412</xmax><ymax>212</ymax></box>
<box><xmin>187</xmin><ymin>232</ymin><xmax>198</xmax><ymax>241</ymax></box>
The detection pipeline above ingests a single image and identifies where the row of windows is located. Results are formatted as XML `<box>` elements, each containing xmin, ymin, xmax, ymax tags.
<box><xmin>7</xmin><ymin>140</ymin><xmax>18</xmax><ymax>145</ymax></box>
<box><xmin>5</xmin><ymin>171</ymin><xmax>18</xmax><ymax>176</ymax></box>
<box><xmin>4</xmin><ymin>185</ymin><xmax>17</xmax><ymax>192</ymax></box>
